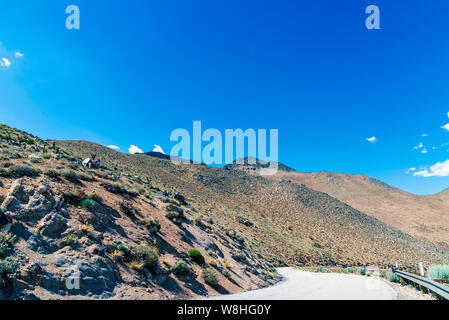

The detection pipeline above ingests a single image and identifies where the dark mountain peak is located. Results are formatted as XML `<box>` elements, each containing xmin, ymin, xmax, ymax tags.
<box><xmin>224</xmin><ymin>157</ymin><xmax>295</xmax><ymax>172</ymax></box>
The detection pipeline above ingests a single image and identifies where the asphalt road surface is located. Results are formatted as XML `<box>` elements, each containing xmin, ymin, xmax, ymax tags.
<box><xmin>209</xmin><ymin>267</ymin><xmax>398</xmax><ymax>300</ymax></box>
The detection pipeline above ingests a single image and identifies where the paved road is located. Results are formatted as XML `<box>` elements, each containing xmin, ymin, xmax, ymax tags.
<box><xmin>209</xmin><ymin>267</ymin><xmax>398</xmax><ymax>300</ymax></box>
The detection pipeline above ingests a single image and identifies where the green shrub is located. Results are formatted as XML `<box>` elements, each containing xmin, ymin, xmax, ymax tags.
<box><xmin>222</xmin><ymin>269</ymin><xmax>231</xmax><ymax>278</ymax></box>
<box><xmin>380</xmin><ymin>271</ymin><xmax>387</xmax><ymax>278</ymax></box>
<box><xmin>316</xmin><ymin>266</ymin><xmax>329</xmax><ymax>273</ymax></box>
<box><xmin>62</xmin><ymin>170</ymin><xmax>79</xmax><ymax>182</ymax></box>
<box><xmin>346</xmin><ymin>267</ymin><xmax>355</xmax><ymax>273</ymax></box>
<box><xmin>0</xmin><ymin>257</ymin><xmax>18</xmax><ymax>276</ymax></box>
<box><xmin>79</xmin><ymin>198</ymin><xmax>97</xmax><ymax>209</ymax></box>
<box><xmin>142</xmin><ymin>220</ymin><xmax>161</xmax><ymax>234</ymax></box>
<box><xmin>358</xmin><ymin>268</ymin><xmax>366</xmax><ymax>276</ymax></box>
<box><xmin>188</xmin><ymin>249</ymin><xmax>205</xmax><ymax>265</ymax></box>
<box><xmin>166</xmin><ymin>211</ymin><xmax>181</xmax><ymax>220</ymax></box>
<box><xmin>102</xmin><ymin>183</ymin><xmax>137</xmax><ymax>197</ymax></box>
<box><xmin>236</xmin><ymin>216</ymin><xmax>253</xmax><ymax>227</ymax></box>
<box><xmin>387</xmin><ymin>272</ymin><xmax>400</xmax><ymax>283</ymax></box>
<box><xmin>64</xmin><ymin>189</ymin><xmax>86</xmax><ymax>205</ymax></box>
<box><xmin>0</xmin><ymin>232</ymin><xmax>14</xmax><ymax>255</ymax></box>
<box><xmin>63</xmin><ymin>235</ymin><xmax>77</xmax><ymax>246</ymax></box>
<box><xmin>89</xmin><ymin>192</ymin><xmax>102</xmax><ymax>203</ymax></box>
<box><xmin>119</xmin><ymin>201</ymin><xmax>138</xmax><ymax>216</ymax></box>
<box><xmin>202</xmin><ymin>267</ymin><xmax>219</xmax><ymax>287</ymax></box>
<box><xmin>117</xmin><ymin>243</ymin><xmax>130</xmax><ymax>254</ymax></box>
<box><xmin>134</xmin><ymin>244</ymin><xmax>159</xmax><ymax>268</ymax></box>
<box><xmin>170</xmin><ymin>261</ymin><xmax>193</xmax><ymax>277</ymax></box>
<box><xmin>231</xmin><ymin>250</ymin><xmax>246</xmax><ymax>262</ymax></box>
<box><xmin>194</xmin><ymin>216</ymin><xmax>204</xmax><ymax>225</ymax></box>
<box><xmin>45</xmin><ymin>169</ymin><xmax>60</xmax><ymax>179</ymax></box>
<box><xmin>4</xmin><ymin>165</ymin><xmax>39</xmax><ymax>178</ymax></box>
<box><xmin>427</xmin><ymin>264</ymin><xmax>449</xmax><ymax>281</ymax></box>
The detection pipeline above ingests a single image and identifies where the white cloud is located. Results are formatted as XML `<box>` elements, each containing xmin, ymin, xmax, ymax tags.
<box><xmin>107</xmin><ymin>145</ymin><xmax>120</xmax><ymax>151</ymax></box>
<box><xmin>422</xmin><ymin>133</ymin><xmax>429</xmax><ymax>137</ymax></box>
<box><xmin>0</xmin><ymin>58</ymin><xmax>11</xmax><ymax>67</ymax></box>
<box><xmin>366</xmin><ymin>136</ymin><xmax>377</xmax><ymax>143</ymax></box>
<box><xmin>413</xmin><ymin>141</ymin><xmax>428</xmax><ymax>154</ymax></box>
<box><xmin>14</xmin><ymin>51</ymin><xmax>23</xmax><ymax>58</ymax></box>
<box><xmin>442</xmin><ymin>123</ymin><xmax>449</xmax><ymax>131</ymax></box>
<box><xmin>129</xmin><ymin>145</ymin><xmax>143</xmax><ymax>154</ymax></box>
<box><xmin>447</xmin><ymin>112</ymin><xmax>449</xmax><ymax>119</ymax></box>
<box><xmin>413</xmin><ymin>159</ymin><xmax>449</xmax><ymax>177</ymax></box>
<box><xmin>152</xmin><ymin>145</ymin><xmax>166</xmax><ymax>154</ymax></box>
<box><xmin>406</xmin><ymin>168</ymin><xmax>416</xmax><ymax>174</ymax></box>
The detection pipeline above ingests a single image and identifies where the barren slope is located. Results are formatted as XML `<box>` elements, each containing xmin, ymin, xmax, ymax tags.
<box><xmin>267</xmin><ymin>170</ymin><xmax>449</xmax><ymax>250</ymax></box>
<box><xmin>0</xmin><ymin>124</ymin><xmax>276</xmax><ymax>300</ymax></box>
<box><xmin>55</xmin><ymin>141</ymin><xmax>449</xmax><ymax>269</ymax></box>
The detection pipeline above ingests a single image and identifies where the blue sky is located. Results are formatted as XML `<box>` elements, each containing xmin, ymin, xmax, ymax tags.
<box><xmin>1</xmin><ymin>0</ymin><xmax>449</xmax><ymax>195</ymax></box>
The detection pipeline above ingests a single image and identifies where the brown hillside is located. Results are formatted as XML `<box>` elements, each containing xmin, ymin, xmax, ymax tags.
<box><xmin>254</xmin><ymin>168</ymin><xmax>449</xmax><ymax>251</ymax></box>
<box><xmin>54</xmin><ymin>141</ymin><xmax>449</xmax><ymax>269</ymax></box>
<box><xmin>0</xmin><ymin>124</ymin><xmax>277</xmax><ymax>300</ymax></box>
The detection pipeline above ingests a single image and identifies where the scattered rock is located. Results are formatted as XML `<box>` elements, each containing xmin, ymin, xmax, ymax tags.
<box><xmin>39</xmin><ymin>211</ymin><xmax>67</xmax><ymax>237</ymax></box>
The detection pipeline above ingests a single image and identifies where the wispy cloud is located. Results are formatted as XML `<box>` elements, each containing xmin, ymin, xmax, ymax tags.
<box><xmin>413</xmin><ymin>160</ymin><xmax>449</xmax><ymax>177</ymax></box>
<box><xmin>0</xmin><ymin>58</ymin><xmax>11</xmax><ymax>67</ymax></box>
<box><xmin>422</xmin><ymin>133</ymin><xmax>429</xmax><ymax>137</ymax></box>
<box><xmin>441</xmin><ymin>123</ymin><xmax>449</xmax><ymax>131</ymax></box>
<box><xmin>129</xmin><ymin>144</ymin><xmax>143</xmax><ymax>154</ymax></box>
<box><xmin>107</xmin><ymin>145</ymin><xmax>120</xmax><ymax>151</ymax></box>
<box><xmin>14</xmin><ymin>51</ymin><xmax>24</xmax><ymax>58</ymax></box>
<box><xmin>413</xmin><ymin>141</ymin><xmax>428</xmax><ymax>154</ymax></box>
<box><xmin>406</xmin><ymin>167</ymin><xmax>416</xmax><ymax>174</ymax></box>
<box><xmin>366</xmin><ymin>136</ymin><xmax>377</xmax><ymax>143</ymax></box>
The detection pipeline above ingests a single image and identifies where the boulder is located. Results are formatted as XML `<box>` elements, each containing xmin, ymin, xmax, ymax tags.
<box><xmin>39</xmin><ymin>211</ymin><xmax>67</xmax><ymax>237</ymax></box>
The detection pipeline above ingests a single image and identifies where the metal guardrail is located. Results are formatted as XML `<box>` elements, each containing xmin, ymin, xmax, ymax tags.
<box><xmin>393</xmin><ymin>269</ymin><xmax>449</xmax><ymax>300</ymax></box>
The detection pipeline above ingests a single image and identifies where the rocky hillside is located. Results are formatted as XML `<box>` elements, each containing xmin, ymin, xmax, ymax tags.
<box><xmin>2</xmin><ymin>123</ymin><xmax>448</xmax><ymax>300</ymax></box>
<box><xmin>0</xmin><ymin>124</ymin><xmax>277</xmax><ymax>300</ymax></box>
<box><xmin>54</xmin><ymin>141</ymin><xmax>449</xmax><ymax>270</ymax></box>
<box><xmin>257</xmin><ymin>169</ymin><xmax>449</xmax><ymax>251</ymax></box>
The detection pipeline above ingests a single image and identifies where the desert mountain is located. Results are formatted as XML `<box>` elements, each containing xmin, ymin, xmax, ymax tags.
<box><xmin>55</xmin><ymin>141</ymin><xmax>449</xmax><ymax>268</ymax></box>
<box><xmin>0</xmin><ymin>124</ymin><xmax>276</xmax><ymax>300</ymax></box>
<box><xmin>230</xmin><ymin>158</ymin><xmax>449</xmax><ymax>251</ymax></box>
<box><xmin>1</xmin><ymin>123</ymin><xmax>448</xmax><ymax>299</ymax></box>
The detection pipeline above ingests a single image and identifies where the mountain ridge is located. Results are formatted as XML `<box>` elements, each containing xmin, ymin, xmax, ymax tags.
<box><xmin>54</xmin><ymin>139</ymin><xmax>449</xmax><ymax>267</ymax></box>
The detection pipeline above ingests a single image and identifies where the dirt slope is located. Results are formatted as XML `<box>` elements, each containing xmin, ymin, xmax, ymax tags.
<box><xmin>55</xmin><ymin>141</ymin><xmax>449</xmax><ymax>270</ymax></box>
<box><xmin>266</xmin><ymin>170</ymin><xmax>449</xmax><ymax>250</ymax></box>
<box><xmin>0</xmin><ymin>124</ymin><xmax>276</xmax><ymax>300</ymax></box>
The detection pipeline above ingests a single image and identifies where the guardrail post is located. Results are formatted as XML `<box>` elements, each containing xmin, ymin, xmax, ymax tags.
<box><xmin>418</xmin><ymin>262</ymin><xmax>424</xmax><ymax>277</ymax></box>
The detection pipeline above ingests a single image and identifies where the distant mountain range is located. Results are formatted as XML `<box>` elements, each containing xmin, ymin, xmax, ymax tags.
<box><xmin>56</xmin><ymin>141</ymin><xmax>449</xmax><ymax>268</ymax></box>
<box><xmin>228</xmin><ymin>157</ymin><xmax>449</xmax><ymax>251</ymax></box>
